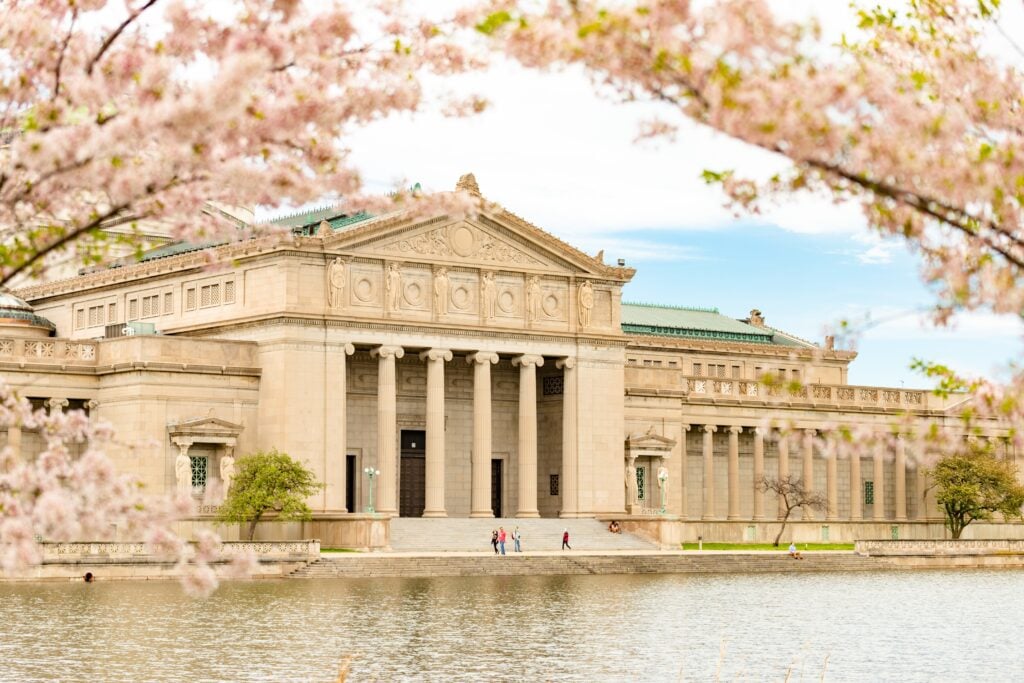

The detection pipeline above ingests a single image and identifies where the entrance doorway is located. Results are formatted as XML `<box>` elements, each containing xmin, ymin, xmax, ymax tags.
<box><xmin>491</xmin><ymin>459</ymin><xmax>503</xmax><ymax>518</ymax></box>
<box><xmin>399</xmin><ymin>430</ymin><xmax>426</xmax><ymax>517</ymax></box>
<box><xmin>345</xmin><ymin>455</ymin><xmax>356</xmax><ymax>513</ymax></box>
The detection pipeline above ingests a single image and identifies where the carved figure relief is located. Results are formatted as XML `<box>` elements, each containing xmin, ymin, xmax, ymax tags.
<box><xmin>433</xmin><ymin>267</ymin><xmax>449</xmax><ymax>315</ymax></box>
<box><xmin>625</xmin><ymin>462</ymin><xmax>638</xmax><ymax>506</ymax></box>
<box><xmin>326</xmin><ymin>257</ymin><xmax>346</xmax><ymax>308</ymax></box>
<box><xmin>175</xmin><ymin>450</ymin><xmax>192</xmax><ymax>494</ymax></box>
<box><xmin>578</xmin><ymin>280</ymin><xmax>594</xmax><ymax>328</ymax></box>
<box><xmin>385</xmin><ymin>262</ymin><xmax>402</xmax><ymax>312</ymax></box>
<box><xmin>220</xmin><ymin>452</ymin><xmax>236</xmax><ymax>497</ymax></box>
<box><xmin>380</xmin><ymin>224</ymin><xmax>543</xmax><ymax>266</ymax></box>
<box><xmin>481</xmin><ymin>271</ymin><xmax>497</xmax><ymax>320</ymax></box>
<box><xmin>526</xmin><ymin>276</ymin><xmax>541</xmax><ymax>323</ymax></box>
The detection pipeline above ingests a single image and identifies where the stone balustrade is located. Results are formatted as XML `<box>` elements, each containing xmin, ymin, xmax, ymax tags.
<box><xmin>681</xmin><ymin>376</ymin><xmax>927</xmax><ymax>411</ymax></box>
<box><xmin>855</xmin><ymin>539</ymin><xmax>1024</xmax><ymax>556</ymax></box>
<box><xmin>0</xmin><ymin>338</ymin><xmax>98</xmax><ymax>364</ymax></box>
<box><xmin>40</xmin><ymin>539</ymin><xmax>320</xmax><ymax>562</ymax></box>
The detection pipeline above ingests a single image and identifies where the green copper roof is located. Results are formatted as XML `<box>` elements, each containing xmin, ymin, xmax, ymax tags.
<box><xmin>269</xmin><ymin>206</ymin><xmax>372</xmax><ymax>235</ymax></box>
<box><xmin>621</xmin><ymin>303</ymin><xmax>780</xmax><ymax>345</ymax></box>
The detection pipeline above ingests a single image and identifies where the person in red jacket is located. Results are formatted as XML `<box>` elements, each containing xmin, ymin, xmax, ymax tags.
<box><xmin>562</xmin><ymin>529</ymin><xmax>571</xmax><ymax>550</ymax></box>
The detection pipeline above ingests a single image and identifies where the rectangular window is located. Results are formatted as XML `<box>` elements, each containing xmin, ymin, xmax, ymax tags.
<box><xmin>200</xmin><ymin>284</ymin><xmax>221</xmax><ymax>308</ymax></box>
<box><xmin>791</xmin><ymin>369</ymin><xmax>800</xmax><ymax>382</ymax></box>
<box><xmin>190</xmin><ymin>456</ymin><xmax>208</xmax><ymax>494</ymax></box>
<box><xmin>549</xmin><ymin>474</ymin><xmax>560</xmax><ymax>496</ymax></box>
<box><xmin>643</xmin><ymin>359</ymin><xmax>653</xmax><ymax>367</ymax></box>
<box><xmin>693</xmin><ymin>363</ymin><xmax>703</xmax><ymax>377</ymax></box>
<box><xmin>755</xmin><ymin>366</ymin><xmax>762</xmax><ymax>378</ymax></box>
<box><xmin>107</xmin><ymin>303</ymin><xmax>116</xmax><ymax>323</ymax></box>
<box><xmin>87</xmin><ymin>305</ymin><xmax>102</xmax><ymax>327</ymax></box>
<box><xmin>821</xmin><ymin>525</ymin><xmax>830</xmax><ymax>542</ymax></box>
<box><xmin>163</xmin><ymin>292</ymin><xmax>173</xmax><ymax>315</ymax></box>
<box><xmin>732</xmin><ymin>365</ymin><xmax>740</xmax><ymax>379</ymax></box>
<box><xmin>636</xmin><ymin>466</ymin><xmax>646</xmax><ymax>501</ymax></box>
<box><xmin>224</xmin><ymin>280</ymin><xmax>235</xmax><ymax>304</ymax></box>
<box><xmin>141</xmin><ymin>295</ymin><xmax>159</xmax><ymax>318</ymax></box>
<box><xmin>128</xmin><ymin>299</ymin><xmax>138</xmax><ymax>321</ymax></box>
<box><xmin>652</xmin><ymin>360</ymin><xmax>662</xmax><ymax>367</ymax></box>
<box><xmin>864</xmin><ymin>480</ymin><xmax>875</xmax><ymax>505</ymax></box>
<box><xmin>186</xmin><ymin>288</ymin><xmax>197</xmax><ymax>311</ymax></box>
<box><xmin>668</xmin><ymin>361</ymin><xmax>677</xmax><ymax>367</ymax></box>
<box><xmin>75</xmin><ymin>309</ymin><xmax>85</xmax><ymax>330</ymax></box>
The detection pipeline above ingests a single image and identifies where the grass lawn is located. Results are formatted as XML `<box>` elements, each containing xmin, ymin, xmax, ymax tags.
<box><xmin>680</xmin><ymin>542</ymin><xmax>855</xmax><ymax>551</ymax></box>
<box><xmin>321</xmin><ymin>548</ymin><xmax>362</xmax><ymax>553</ymax></box>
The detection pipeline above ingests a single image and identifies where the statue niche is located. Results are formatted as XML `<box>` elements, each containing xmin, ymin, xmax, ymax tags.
<box><xmin>578</xmin><ymin>280</ymin><xmax>594</xmax><ymax>328</ymax></box>
<box><xmin>326</xmin><ymin>257</ymin><xmax>346</xmax><ymax>309</ymax></box>
<box><xmin>434</xmin><ymin>267</ymin><xmax>449</xmax><ymax>316</ymax></box>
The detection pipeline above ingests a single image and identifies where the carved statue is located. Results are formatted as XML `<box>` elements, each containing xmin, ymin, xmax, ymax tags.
<box><xmin>526</xmin><ymin>276</ymin><xmax>541</xmax><ymax>323</ymax></box>
<box><xmin>625</xmin><ymin>462</ymin><xmax>638</xmax><ymax>506</ymax></box>
<box><xmin>577</xmin><ymin>280</ymin><xmax>594</xmax><ymax>328</ymax></box>
<box><xmin>434</xmin><ymin>267</ymin><xmax>449</xmax><ymax>316</ymax></box>
<box><xmin>481</xmin><ymin>271</ymin><xmax>496</xmax><ymax>320</ymax></box>
<box><xmin>175</xmin><ymin>449</ymin><xmax>192</xmax><ymax>494</ymax></box>
<box><xmin>657</xmin><ymin>465</ymin><xmax>669</xmax><ymax>488</ymax></box>
<box><xmin>326</xmin><ymin>257</ymin><xmax>346</xmax><ymax>308</ymax></box>
<box><xmin>749</xmin><ymin>309</ymin><xmax>765</xmax><ymax>327</ymax></box>
<box><xmin>220</xmin><ymin>452</ymin><xmax>236</xmax><ymax>497</ymax></box>
<box><xmin>385</xmin><ymin>262</ymin><xmax>402</xmax><ymax>312</ymax></box>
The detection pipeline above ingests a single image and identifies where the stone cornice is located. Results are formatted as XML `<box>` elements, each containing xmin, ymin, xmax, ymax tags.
<box><xmin>624</xmin><ymin>333</ymin><xmax>857</xmax><ymax>362</ymax></box>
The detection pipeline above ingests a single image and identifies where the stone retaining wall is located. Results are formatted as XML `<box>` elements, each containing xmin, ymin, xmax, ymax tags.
<box><xmin>856</xmin><ymin>539</ymin><xmax>1024</xmax><ymax>556</ymax></box>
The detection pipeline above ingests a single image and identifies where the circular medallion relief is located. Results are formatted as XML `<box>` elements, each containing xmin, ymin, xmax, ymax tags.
<box><xmin>542</xmin><ymin>293</ymin><xmax>559</xmax><ymax>317</ymax></box>
<box><xmin>354</xmin><ymin>278</ymin><xmax>374</xmax><ymax>303</ymax></box>
<box><xmin>404</xmin><ymin>282</ymin><xmax>422</xmax><ymax>306</ymax></box>
<box><xmin>448</xmin><ymin>225</ymin><xmax>477</xmax><ymax>257</ymax></box>
<box><xmin>497</xmin><ymin>290</ymin><xmax>515</xmax><ymax>314</ymax></box>
<box><xmin>451</xmin><ymin>285</ymin><xmax>470</xmax><ymax>310</ymax></box>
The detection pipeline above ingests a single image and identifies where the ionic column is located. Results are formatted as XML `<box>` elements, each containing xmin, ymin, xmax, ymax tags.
<box><xmin>826</xmin><ymin>439</ymin><xmax>838</xmax><ymax>521</ymax></box>
<box><xmin>557</xmin><ymin>358</ymin><xmax>579</xmax><ymax>518</ymax></box>
<box><xmin>895</xmin><ymin>435</ymin><xmax>907</xmax><ymax>521</ymax></box>
<box><xmin>802</xmin><ymin>429</ymin><xmax>815</xmax><ymax>521</ymax></box>
<box><xmin>727</xmin><ymin>426</ymin><xmax>741</xmax><ymax>520</ymax></box>
<box><xmin>325</xmin><ymin>343</ymin><xmax>354</xmax><ymax>512</ymax></box>
<box><xmin>7</xmin><ymin>425</ymin><xmax>22</xmax><ymax>460</ymax></box>
<box><xmin>850</xmin><ymin>451</ymin><xmax>862</xmax><ymax>520</ymax></box>
<box><xmin>371</xmin><ymin>345</ymin><xmax>404</xmax><ymax>516</ymax></box>
<box><xmin>752</xmin><ymin>427</ymin><xmax>765</xmax><ymax>520</ymax></box>
<box><xmin>777</xmin><ymin>434</ymin><xmax>789</xmax><ymax>519</ymax></box>
<box><xmin>468</xmin><ymin>352</ymin><xmax>499</xmax><ymax>518</ymax></box>
<box><xmin>873</xmin><ymin>441</ymin><xmax>886</xmax><ymax>521</ymax></box>
<box><xmin>702</xmin><ymin>424</ymin><xmax>717</xmax><ymax>520</ymax></box>
<box><xmin>513</xmin><ymin>354</ymin><xmax>544</xmax><ymax>518</ymax></box>
<box><xmin>420</xmin><ymin>348</ymin><xmax>452</xmax><ymax>518</ymax></box>
<box><xmin>679</xmin><ymin>423</ymin><xmax>691</xmax><ymax>520</ymax></box>
<box><xmin>46</xmin><ymin>397</ymin><xmax>68</xmax><ymax>414</ymax></box>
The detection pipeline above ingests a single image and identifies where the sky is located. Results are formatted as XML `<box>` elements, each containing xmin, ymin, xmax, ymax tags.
<box><xmin>342</xmin><ymin>1</ymin><xmax>1024</xmax><ymax>389</ymax></box>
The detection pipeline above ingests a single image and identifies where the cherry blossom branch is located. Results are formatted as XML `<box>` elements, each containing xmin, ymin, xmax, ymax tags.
<box><xmin>52</xmin><ymin>8</ymin><xmax>78</xmax><ymax>101</ymax></box>
<box><xmin>85</xmin><ymin>0</ymin><xmax>161</xmax><ymax>76</ymax></box>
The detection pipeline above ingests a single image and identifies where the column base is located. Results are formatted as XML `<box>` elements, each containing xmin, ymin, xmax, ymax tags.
<box><xmin>727</xmin><ymin>514</ymin><xmax>741</xmax><ymax>521</ymax></box>
<box><xmin>559</xmin><ymin>512</ymin><xmax>590</xmax><ymax>518</ymax></box>
<box><xmin>469</xmin><ymin>511</ymin><xmax>494</xmax><ymax>518</ymax></box>
<box><xmin>422</xmin><ymin>511</ymin><xmax>448</xmax><ymax>518</ymax></box>
<box><xmin>895</xmin><ymin>515</ymin><xmax>907</xmax><ymax>522</ymax></box>
<box><xmin>516</xmin><ymin>511</ymin><xmax>541</xmax><ymax>518</ymax></box>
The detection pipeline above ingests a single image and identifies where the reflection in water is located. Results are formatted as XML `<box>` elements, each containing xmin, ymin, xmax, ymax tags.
<box><xmin>1</xmin><ymin>570</ymin><xmax>1023</xmax><ymax>681</ymax></box>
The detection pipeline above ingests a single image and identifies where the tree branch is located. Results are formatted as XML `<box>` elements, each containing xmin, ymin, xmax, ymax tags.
<box><xmin>53</xmin><ymin>8</ymin><xmax>78</xmax><ymax>101</ymax></box>
<box><xmin>86</xmin><ymin>0</ymin><xmax>161</xmax><ymax>76</ymax></box>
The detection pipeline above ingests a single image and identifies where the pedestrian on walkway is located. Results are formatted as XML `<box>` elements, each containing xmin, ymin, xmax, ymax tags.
<box><xmin>512</xmin><ymin>526</ymin><xmax>522</xmax><ymax>552</ymax></box>
<box><xmin>562</xmin><ymin>528</ymin><xmax>572</xmax><ymax>550</ymax></box>
<box><xmin>491</xmin><ymin>529</ymin><xmax>499</xmax><ymax>554</ymax></box>
<box><xmin>498</xmin><ymin>526</ymin><xmax>507</xmax><ymax>555</ymax></box>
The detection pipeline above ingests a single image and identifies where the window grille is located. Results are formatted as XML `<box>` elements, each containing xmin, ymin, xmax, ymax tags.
<box><xmin>636</xmin><ymin>466</ymin><xmax>646</xmax><ymax>501</ymax></box>
<box><xmin>186</xmin><ymin>288</ymin><xmax>196</xmax><ymax>311</ymax></box>
<box><xmin>542</xmin><ymin>376</ymin><xmax>564</xmax><ymax>396</ymax></box>
<box><xmin>190</xmin><ymin>456</ymin><xmax>208</xmax><ymax>493</ymax></box>
<box><xmin>864</xmin><ymin>480</ymin><xmax>874</xmax><ymax>505</ymax></box>
<box><xmin>693</xmin><ymin>363</ymin><xmax>703</xmax><ymax>376</ymax></box>
<box><xmin>128</xmin><ymin>299</ymin><xmax>138</xmax><ymax>321</ymax></box>
<box><xmin>164</xmin><ymin>292</ymin><xmax>173</xmax><ymax>314</ymax></box>
<box><xmin>224</xmin><ymin>280</ymin><xmax>235</xmax><ymax>303</ymax></box>
<box><xmin>549</xmin><ymin>474</ymin><xmax>559</xmax><ymax>496</ymax></box>
<box><xmin>75</xmin><ymin>309</ymin><xmax>85</xmax><ymax>330</ymax></box>
<box><xmin>107</xmin><ymin>303</ymin><xmax>116</xmax><ymax>323</ymax></box>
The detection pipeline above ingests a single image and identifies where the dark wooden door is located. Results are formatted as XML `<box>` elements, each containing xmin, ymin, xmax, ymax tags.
<box><xmin>400</xmin><ymin>430</ymin><xmax>426</xmax><ymax>517</ymax></box>
<box><xmin>491</xmin><ymin>459</ymin><xmax>503</xmax><ymax>518</ymax></box>
<box><xmin>345</xmin><ymin>455</ymin><xmax>356</xmax><ymax>513</ymax></box>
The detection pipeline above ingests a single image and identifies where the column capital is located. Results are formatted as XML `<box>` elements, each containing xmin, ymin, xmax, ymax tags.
<box><xmin>804</xmin><ymin>428</ymin><xmax>817</xmax><ymax>436</ymax></box>
<box><xmin>419</xmin><ymin>348</ymin><xmax>453</xmax><ymax>362</ymax></box>
<box><xmin>371</xmin><ymin>345</ymin><xmax>404</xmax><ymax>360</ymax></box>
<box><xmin>342</xmin><ymin>342</ymin><xmax>355</xmax><ymax>356</ymax></box>
<box><xmin>728</xmin><ymin>425</ymin><xmax>742</xmax><ymax>434</ymax></box>
<box><xmin>173</xmin><ymin>439</ymin><xmax>193</xmax><ymax>451</ymax></box>
<box><xmin>703</xmin><ymin>424</ymin><xmax>717</xmax><ymax>434</ymax></box>
<box><xmin>512</xmin><ymin>354</ymin><xmax>544</xmax><ymax>368</ymax></box>
<box><xmin>85</xmin><ymin>399</ymin><xmax>99</xmax><ymax>411</ymax></box>
<box><xmin>467</xmin><ymin>351</ymin><xmax>499</xmax><ymax>365</ymax></box>
<box><xmin>754</xmin><ymin>426</ymin><xmax>766</xmax><ymax>435</ymax></box>
<box><xmin>47</xmin><ymin>397</ymin><xmax>69</xmax><ymax>412</ymax></box>
<box><xmin>555</xmin><ymin>357</ymin><xmax>575</xmax><ymax>370</ymax></box>
<box><xmin>681</xmin><ymin>423</ymin><xmax>691</xmax><ymax>432</ymax></box>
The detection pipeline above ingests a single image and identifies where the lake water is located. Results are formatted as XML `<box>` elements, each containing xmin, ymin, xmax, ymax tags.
<box><xmin>2</xmin><ymin>569</ymin><xmax>1022</xmax><ymax>682</ymax></box>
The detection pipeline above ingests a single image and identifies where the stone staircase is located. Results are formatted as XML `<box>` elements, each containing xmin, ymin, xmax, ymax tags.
<box><xmin>289</xmin><ymin>552</ymin><xmax>886</xmax><ymax>579</ymax></box>
<box><xmin>387</xmin><ymin>517</ymin><xmax>657</xmax><ymax>553</ymax></box>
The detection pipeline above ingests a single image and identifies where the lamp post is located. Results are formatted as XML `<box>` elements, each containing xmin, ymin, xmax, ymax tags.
<box><xmin>364</xmin><ymin>467</ymin><xmax>380</xmax><ymax>514</ymax></box>
<box><xmin>657</xmin><ymin>466</ymin><xmax>669</xmax><ymax>515</ymax></box>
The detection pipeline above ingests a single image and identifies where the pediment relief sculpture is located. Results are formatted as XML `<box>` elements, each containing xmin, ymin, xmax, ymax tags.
<box><xmin>377</xmin><ymin>223</ymin><xmax>546</xmax><ymax>268</ymax></box>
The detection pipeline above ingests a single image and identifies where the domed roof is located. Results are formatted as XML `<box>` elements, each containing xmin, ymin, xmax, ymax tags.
<box><xmin>0</xmin><ymin>291</ymin><xmax>56</xmax><ymax>333</ymax></box>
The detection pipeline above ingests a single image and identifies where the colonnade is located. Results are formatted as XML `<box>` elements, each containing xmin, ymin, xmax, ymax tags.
<box><xmin>345</xmin><ymin>345</ymin><xmax>578</xmax><ymax>518</ymax></box>
<box><xmin>683</xmin><ymin>424</ymin><xmax>941</xmax><ymax>522</ymax></box>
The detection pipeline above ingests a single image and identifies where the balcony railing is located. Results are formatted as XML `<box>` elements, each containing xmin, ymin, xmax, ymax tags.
<box><xmin>680</xmin><ymin>376</ymin><xmax>927</xmax><ymax>410</ymax></box>
<box><xmin>0</xmin><ymin>337</ymin><xmax>98</xmax><ymax>364</ymax></box>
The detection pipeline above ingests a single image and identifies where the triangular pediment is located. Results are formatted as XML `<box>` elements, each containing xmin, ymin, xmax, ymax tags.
<box><xmin>626</xmin><ymin>430</ymin><xmax>677</xmax><ymax>451</ymax></box>
<box><xmin>168</xmin><ymin>416</ymin><xmax>244</xmax><ymax>438</ymax></box>
<box><xmin>321</xmin><ymin>199</ymin><xmax>633</xmax><ymax>282</ymax></box>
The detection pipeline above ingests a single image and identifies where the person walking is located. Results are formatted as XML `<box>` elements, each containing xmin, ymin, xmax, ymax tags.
<box><xmin>562</xmin><ymin>528</ymin><xmax>572</xmax><ymax>550</ymax></box>
<box><xmin>512</xmin><ymin>526</ymin><xmax>522</xmax><ymax>553</ymax></box>
<box><xmin>498</xmin><ymin>526</ymin><xmax>507</xmax><ymax>555</ymax></box>
<box><xmin>491</xmin><ymin>529</ymin><xmax>499</xmax><ymax>555</ymax></box>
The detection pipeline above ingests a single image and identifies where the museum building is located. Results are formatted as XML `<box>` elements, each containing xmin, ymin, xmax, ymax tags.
<box><xmin>1</xmin><ymin>175</ymin><xmax>1012</xmax><ymax>541</ymax></box>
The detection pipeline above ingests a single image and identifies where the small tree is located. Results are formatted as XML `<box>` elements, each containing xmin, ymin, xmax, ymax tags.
<box><xmin>930</xmin><ymin>444</ymin><xmax>1024</xmax><ymax>540</ymax></box>
<box><xmin>757</xmin><ymin>475</ymin><xmax>826</xmax><ymax>547</ymax></box>
<box><xmin>218</xmin><ymin>450</ymin><xmax>322</xmax><ymax>541</ymax></box>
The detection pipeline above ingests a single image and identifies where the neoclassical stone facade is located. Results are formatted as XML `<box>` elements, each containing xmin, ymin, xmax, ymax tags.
<box><xmin>0</xmin><ymin>175</ymin><xmax>1014</xmax><ymax>541</ymax></box>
